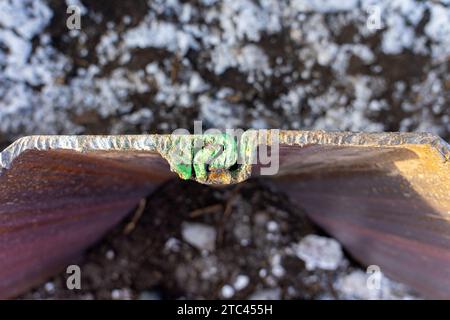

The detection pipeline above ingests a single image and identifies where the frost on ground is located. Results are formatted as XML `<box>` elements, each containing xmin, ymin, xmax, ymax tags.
<box><xmin>334</xmin><ymin>270</ymin><xmax>417</xmax><ymax>300</ymax></box>
<box><xmin>1</xmin><ymin>0</ymin><xmax>443</xmax><ymax>301</ymax></box>
<box><xmin>292</xmin><ymin>234</ymin><xmax>344</xmax><ymax>271</ymax></box>
<box><xmin>0</xmin><ymin>0</ymin><xmax>449</xmax><ymax>147</ymax></box>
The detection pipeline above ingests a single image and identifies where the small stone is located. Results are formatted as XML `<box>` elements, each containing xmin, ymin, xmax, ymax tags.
<box><xmin>249</xmin><ymin>288</ymin><xmax>281</xmax><ymax>300</ymax></box>
<box><xmin>259</xmin><ymin>268</ymin><xmax>268</xmax><ymax>278</ymax></box>
<box><xmin>240</xmin><ymin>238</ymin><xmax>250</xmax><ymax>246</ymax></box>
<box><xmin>271</xmin><ymin>253</ymin><xmax>285</xmax><ymax>278</ymax></box>
<box><xmin>182</xmin><ymin>222</ymin><xmax>216</xmax><ymax>252</ymax></box>
<box><xmin>44</xmin><ymin>282</ymin><xmax>55</xmax><ymax>294</ymax></box>
<box><xmin>106</xmin><ymin>250</ymin><xmax>115</xmax><ymax>260</ymax></box>
<box><xmin>233</xmin><ymin>275</ymin><xmax>250</xmax><ymax>291</ymax></box>
<box><xmin>267</xmin><ymin>220</ymin><xmax>278</xmax><ymax>232</ymax></box>
<box><xmin>139</xmin><ymin>291</ymin><xmax>162</xmax><ymax>300</ymax></box>
<box><xmin>164</xmin><ymin>237</ymin><xmax>181</xmax><ymax>252</ymax></box>
<box><xmin>254</xmin><ymin>212</ymin><xmax>269</xmax><ymax>226</ymax></box>
<box><xmin>111</xmin><ymin>288</ymin><xmax>132</xmax><ymax>300</ymax></box>
<box><xmin>221</xmin><ymin>285</ymin><xmax>235</xmax><ymax>298</ymax></box>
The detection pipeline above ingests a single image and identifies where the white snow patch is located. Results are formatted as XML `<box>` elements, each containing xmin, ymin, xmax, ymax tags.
<box><xmin>382</xmin><ymin>14</ymin><xmax>415</xmax><ymax>55</ymax></box>
<box><xmin>124</xmin><ymin>19</ymin><xmax>197</xmax><ymax>55</ymax></box>
<box><xmin>293</xmin><ymin>235</ymin><xmax>343</xmax><ymax>271</ymax></box>
<box><xmin>218</xmin><ymin>0</ymin><xmax>281</xmax><ymax>45</ymax></box>
<box><xmin>248</xmin><ymin>288</ymin><xmax>281</xmax><ymax>300</ymax></box>
<box><xmin>270</xmin><ymin>253</ymin><xmax>285</xmax><ymax>278</ymax></box>
<box><xmin>111</xmin><ymin>288</ymin><xmax>132</xmax><ymax>300</ymax></box>
<box><xmin>164</xmin><ymin>237</ymin><xmax>182</xmax><ymax>252</ymax></box>
<box><xmin>425</xmin><ymin>4</ymin><xmax>450</xmax><ymax>59</ymax></box>
<box><xmin>199</xmin><ymin>95</ymin><xmax>245</xmax><ymax>128</ymax></box>
<box><xmin>0</xmin><ymin>0</ymin><xmax>53</xmax><ymax>39</ymax></box>
<box><xmin>334</xmin><ymin>270</ymin><xmax>417</xmax><ymax>300</ymax></box>
<box><xmin>290</xmin><ymin>0</ymin><xmax>358</xmax><ymax>13</ymax></box>
<box><xmin>96</xmin><ymin>30</ymin><xmax>120</xmax><ymax>65</ymax></box>
<box><xmin>65</xmin><ymin>0</ymin><xmax>88</xmax><ymax>15</ymax></box>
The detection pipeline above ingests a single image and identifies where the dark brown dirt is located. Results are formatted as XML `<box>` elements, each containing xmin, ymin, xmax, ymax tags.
<box><xmin>21</xmin><ymin>179</ymin><xmax>356</xmax><ymax>300</ymax></box>
<box><xmin>1</xmin><ymin>1</ymin><xmax>437</xmax><ymax>300</ymax></box>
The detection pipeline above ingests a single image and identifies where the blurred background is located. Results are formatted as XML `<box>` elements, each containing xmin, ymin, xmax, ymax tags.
<box><xmin>0</xmin><ymin>0</ymin><xmax>448</xmax><ymax>150</ymax></box>
<box><xmin>1</xmin><ymin>0</ymin><xmax>449</xmax><ymax>300</ymax></box>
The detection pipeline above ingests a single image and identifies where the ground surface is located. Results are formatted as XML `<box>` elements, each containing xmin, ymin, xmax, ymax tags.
<box><xmin>0</xmin><ymin>0</ymin><xmax>448</xmax><ymax>145</ymax></box>
<box><xmin>22</xmin><ymin>179</ymin><xmax>419</xmax><ymax>300</ymax></box>
<box><xmin>1</xmin><ymin>0</ymin><xmax>448</xmax><ymax>299</ymax></box>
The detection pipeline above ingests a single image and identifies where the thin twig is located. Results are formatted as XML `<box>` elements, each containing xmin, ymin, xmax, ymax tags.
<box><xmin>189</xmin><ymin>203</ymin><xmax>223</xmax><ymax>218</ymax></box>
<box><xmin>223</xmin><ymin>184</ymin><xmax>244</xmax><ymax>218</ymax></box>
<box><xmin>123</xmin><ymin>198</ymin><xmax>147</xmax><ymax>235</ymax></box>
<box><xmin>218</xmin><ymin>184</ymin><xmax>244</xmax><ymax>245</ymax></box>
